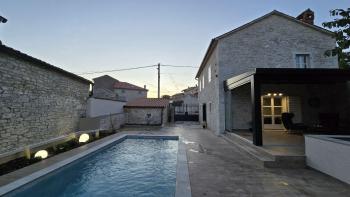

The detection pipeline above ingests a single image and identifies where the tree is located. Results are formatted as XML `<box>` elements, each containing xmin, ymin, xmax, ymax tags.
<box><xmin>161</xmin><ymin>95</ymin><xmax>171</xmax><ymax>99</ymax></box>
<box><xmin>322</xmin><ymin>8</ymin><xmax>350</xmax><ymax>69</ymax></box>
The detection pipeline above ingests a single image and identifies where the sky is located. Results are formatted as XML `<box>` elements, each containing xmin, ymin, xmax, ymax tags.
<box><xmin>0</xmin><ymin>0</ymin><xmax>348</xmax><ymax>97</ymax></box>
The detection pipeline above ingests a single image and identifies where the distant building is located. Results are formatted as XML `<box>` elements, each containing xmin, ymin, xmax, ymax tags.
<box><xmin>171</xmin><ymin>86</ymin><xmax>199</xmax><ymax>121</ymax></box>
<box><xmin>124</xmin><ymin>98</ymin><xmax>169</xmax><ymax>125</ymax></box>
<box><xmin>92</xmin><ymin>75</ymin><xmax>148</xmax><ymax>101</ymax></box>
<box><xmin>172</xmin><ymin>86</ymin><xmax>198</xmax><ymax>106</ymax></box>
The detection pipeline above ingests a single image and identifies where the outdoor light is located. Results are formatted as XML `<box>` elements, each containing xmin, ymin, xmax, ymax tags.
<box><xmin>34</xmin><ymin>150</ymin><xmax>48</xmax><ymax>159</ymax></box>
<box><xmin>267</xmin><ymin>93</ymin><xmax>272</xmax><ymax>96</ymax></box>
<box><xmin>279</xmin><ymin>93</ymin><xmax>283</xmax><ymax>96</ymax></box>
<box><xmin>79</xmin><ymin>133</ymin><xmax>90</xmax><ymax>143</ymax></box>
<box><xmin>273</xmin><ymin>93</ymin><xmax>277</xmax><ymax>96</ymax></box>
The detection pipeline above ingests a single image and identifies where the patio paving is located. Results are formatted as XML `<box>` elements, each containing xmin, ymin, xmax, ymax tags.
<box><xmin>169</xmin><ymin>122</ymin><xmax>350</xmax><ymax>197</ymax></box>
<box><xmin>0</xmin><ymin>122</ymin><xmax>349</xmax><ymax>196</ymax></box>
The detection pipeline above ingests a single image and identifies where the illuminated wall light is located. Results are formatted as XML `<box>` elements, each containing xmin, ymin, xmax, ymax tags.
<box><xmin>79</xmin><ymin>133</ymin><xmax>90</xmax><ymax>143</ymax></box>
<box><xmin>279</xmin><ymin>93</ymin><xmax>283</xmax><ymax>96</ymax></box>
<box><xmin>273</xmin><ymin>93</ymin><xmax>277</xmax><ymax>96</ymax></box>
<box><xmin>267</xmin><ymin>93</ymin><xmax>272</xmax><ymax>96</ymax></box>
<box><xmin>34</xmin><ymin>150</ymin><xmax>48</xmax><ymax>159</ymax></box>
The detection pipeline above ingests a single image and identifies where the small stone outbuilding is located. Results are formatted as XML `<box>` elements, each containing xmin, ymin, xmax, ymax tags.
<box><xmin>124</xmin><ymin>98</ymin><xmax>169</xmax><ymax>126</ymax></box>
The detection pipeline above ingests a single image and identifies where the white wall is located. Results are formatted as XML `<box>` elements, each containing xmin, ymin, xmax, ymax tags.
<box><xmin>305</xmin><ymin>135</ymin><xmax>350</xmax><ymax>184</ymax></box>
<box><xmin>87</xmin><ymin>98</ymin><xmax>126</xmax><ymax>118</ymax></box>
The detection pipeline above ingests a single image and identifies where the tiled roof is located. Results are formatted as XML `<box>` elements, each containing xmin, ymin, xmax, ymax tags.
<box><xmin>124</xmin><ymin>98</ymin><xmax>169</xmax><ymax>108</ymax></box>
<box><xmin>0</xmin><ymin>44</ymin><xmax>92</xmax><ymax>84</ymax></box>
<box><xmin>114</xmin><ymin>81</ymin><xmax>148</xmax><ymax>91</ymax></box>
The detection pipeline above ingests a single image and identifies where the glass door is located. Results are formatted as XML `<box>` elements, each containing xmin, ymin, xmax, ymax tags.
<box><xmin>262</xmin><ymin>96</ymin><xmax>284</xmax><ymax>130</ymax></box>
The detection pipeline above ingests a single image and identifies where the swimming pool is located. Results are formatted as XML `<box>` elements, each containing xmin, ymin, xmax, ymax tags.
<box><xmin>3</xmin><ymin>136</ymin><xmax>180</xmax><ymax>197</ymax></box>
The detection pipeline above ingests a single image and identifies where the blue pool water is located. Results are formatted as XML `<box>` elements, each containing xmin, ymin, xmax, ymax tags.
<box><xmin>6</xmin><ymin>138</ymin><xmax>178</xmax><ymax>197</ymax></box>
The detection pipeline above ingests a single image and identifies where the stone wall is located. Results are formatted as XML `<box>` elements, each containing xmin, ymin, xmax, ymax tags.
<box><xmin>125</xmin><ymin>107</ymin><xmax>165</xmax><ymax>125</ymax></box>
<box><xmin>198</xmin><ymin>46</ymin><xmax>220</xmax><ymax>133</ymax></box>
<box><xmin>0</xmin><ymin>52</ymin><xmax>90</xmax><ymax>154</ymax></box>
<box><xmin>79</xmin><ymin>113</ymin><xmax>125</xmax><ymax>131</ymax></box>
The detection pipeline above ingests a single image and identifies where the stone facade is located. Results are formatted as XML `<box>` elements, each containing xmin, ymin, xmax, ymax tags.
<box><xmin>198</xmin><ymin>46</ymin><xmax>220</xmax><ymax>132</ymax></box>
<box><xmin>197</xmin><ymin>12</ymin><xmax>337</xmax><ymax>134</ymax></box>
<box><xmin>125</xmin><ymin>107</ymin><xmax>166</xmax><ymax>125</ymax></box>
<box><xmin>0</xmin><ymin>50</ymin><xmax>90</xmax><ymax>154</ymax></box>
<box><xmin>114</xmin><ymin>88</ymin><xmax>147</xmax><ymax>102</ymax></box>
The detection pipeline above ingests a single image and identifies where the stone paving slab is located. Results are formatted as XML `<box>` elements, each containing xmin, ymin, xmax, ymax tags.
<box><xmin>169</xmin><ymin>123</ymin><xmax>350</xmax><ymax>197</ymax></box>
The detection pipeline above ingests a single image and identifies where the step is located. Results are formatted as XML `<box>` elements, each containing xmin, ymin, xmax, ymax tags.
<box><xmin>221</xmin><ymin>133</ymin><xmax>306</xmax><ymax>168</ymax></box>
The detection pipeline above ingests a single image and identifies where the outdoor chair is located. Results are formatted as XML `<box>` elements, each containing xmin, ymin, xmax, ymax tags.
<box><xmin>281</xmin><ymin>113</ymin><xmax>308</xmax><ymax>134</ymax></box>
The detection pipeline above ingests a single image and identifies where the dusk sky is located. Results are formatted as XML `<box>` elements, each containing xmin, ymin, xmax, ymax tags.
<box><xmin>0</xmin><ymin>0</ymin><xmax>348</xmax><ymax>97</ymax></box>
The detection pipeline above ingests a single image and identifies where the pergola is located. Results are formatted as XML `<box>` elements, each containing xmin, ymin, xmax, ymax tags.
<box><xmin>224</xmin><ymin>68</ymin><xmax>350</xmax><ymax>146</ymax></box>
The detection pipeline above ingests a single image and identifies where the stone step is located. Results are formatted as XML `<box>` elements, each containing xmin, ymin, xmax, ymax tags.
<box><xmin>221</xmin><ymin>133</ymin><xmax>305</xmax><ymax>168</ymax></box>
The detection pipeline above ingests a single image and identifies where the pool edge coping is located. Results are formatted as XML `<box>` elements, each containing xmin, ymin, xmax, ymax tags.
<box><xmin>0</xmin><ymin>134</ymin><xmax>191</xmax><ymax>197</ymax></box>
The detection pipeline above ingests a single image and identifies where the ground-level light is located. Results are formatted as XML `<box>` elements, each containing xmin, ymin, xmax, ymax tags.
<box><xmin>79</xmin><ymin>133</ymin><xmax>90</xmax><ymax>143</ymax></box>
<box><xmin>34</xmin><ymin>150</ymin><xmax>48</xmax><ymax>159</ymax></box>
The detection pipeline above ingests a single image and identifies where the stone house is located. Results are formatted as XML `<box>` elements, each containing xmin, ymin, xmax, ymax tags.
<box><xmin>92</xmin><ymin>75</ymin><xmax>148</xmax><ymax>101</ymax></box>
<box><xmin>124</xmin><ymin>98</ymin><xmax>169</xmax><ymax>125</ymax></box>
<box><xmin>196</xmin><ymin>9</ymin><xmax>350</xmax><ymax>146</ymax></box>
<box><xmin>0</xmin><ymin>44</ymin><xmax>92</xmax><ymax>154</ymax></box>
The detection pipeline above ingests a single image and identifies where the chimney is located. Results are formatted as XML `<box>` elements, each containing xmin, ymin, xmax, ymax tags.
<box><xmin>144</xmin><ymin>85</ymin><xmax>146</xmax><ymax>89</ymax></box>
<box><xmin>296</xmin><ymin>9</ymin><xmax>314</xmax><ymax>25</ymax></box>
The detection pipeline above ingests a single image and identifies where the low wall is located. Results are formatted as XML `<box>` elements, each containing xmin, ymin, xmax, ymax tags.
<box><xmin>79</xmin><ymin>113</ymin><xmax>125</xmax><ymax>131</ymax></box>
<box><xmin>87</xmin><ymin>97</ymin><xmax>125</xmax><ymax>118</ymax></box>
<box><xmin>305</xmin><ymin>135</ymin><xmax>350</xmax><ymax>184</ymax></box>
<box><xmin>124</xmin><ymin>108</ymin><xmax>164</xmax><ymax>125</ymax></box>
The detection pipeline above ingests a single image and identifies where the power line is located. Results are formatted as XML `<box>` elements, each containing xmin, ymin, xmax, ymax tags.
<box><xmin>161</xmin><ymin>65</ymin><xmax>199</xmax><ymax>68</ymax></box>
<box><xmin>76</xmin><ymin>64</ymin><xmax>198</xmax><ymax>75</ymax></box>
<box><xmin>77</xmin><ymin>65</ymin><xmax>157</xmax><ymax>75</ymax></box>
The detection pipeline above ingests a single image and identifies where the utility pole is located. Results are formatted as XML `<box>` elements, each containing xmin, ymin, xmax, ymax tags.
<box><xmin>157</xmin><ymin>63</ymin><xmax>160</xmax><ymax>98</ymax></box>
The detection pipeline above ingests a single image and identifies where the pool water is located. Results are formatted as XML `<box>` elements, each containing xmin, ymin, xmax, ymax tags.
<box><xmin>6</xmin><ymin>138</ymin><xmax>178</xmax><ymax>197</ymax></box>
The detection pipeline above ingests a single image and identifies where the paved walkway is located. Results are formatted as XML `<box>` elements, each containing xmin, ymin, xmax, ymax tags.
<box><xmin>168</xmin><ymin>122</ymin><xmax>350</xmax><ymax>197</ymax></box>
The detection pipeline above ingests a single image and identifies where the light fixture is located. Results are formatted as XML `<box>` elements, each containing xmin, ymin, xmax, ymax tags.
<box><xmin>279</xmin><ymin>93</ymin><xmax>283</xmax><ymax>96</ymax></box>
<box><xmin>267</xmin><ymin>93</ymin><xmax>272</xmax><ymax>96</ymax></box>
<box><xmin>273</xmin><ymin>93</ymin><xmax>277</xmax><ymax>96</ymax></box>
<box><xmin>79</xmin><ymin>133</ymin><xmax>90</xmax><ymax>143</ymax></box>
<box><xmin>34</xmin><ymin>150</ymin><xmax>48</xmax><ymax>159</ymax></box>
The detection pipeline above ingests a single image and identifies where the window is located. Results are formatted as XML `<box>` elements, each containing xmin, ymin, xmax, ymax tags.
<box><xmin>199</xmin><ymin>79</ymin><xmax>201</xmax><ymax>91</ymax></box>
<box><xmin>121</xmin><ymin>89</ymin><xmax>125</xmax><ymax>93</ymax></box>
<box><xmin>202</xmin><ymin>76</ymin><xmax>205</xmax><ymax>89</ymax></box>
<box><xmin>208</xmin><ymin>65</ymin><xmax>211</xmax><ymax>82</ymax></box>
<box><xmin>295</xmin><ymin>54</ymin><xmax>310</xmax><ymax>68</ymax></box>
<box><xmin>138</xmin><ymin>91</ymin><xmax>142</xmax><ymax>94</ymax></box>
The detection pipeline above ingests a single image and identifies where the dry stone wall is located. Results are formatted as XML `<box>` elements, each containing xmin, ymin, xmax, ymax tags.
<box><xmin>0</xmin><ymin>52</ymin><xmax>90</xmax><ymax>154</ymax></box>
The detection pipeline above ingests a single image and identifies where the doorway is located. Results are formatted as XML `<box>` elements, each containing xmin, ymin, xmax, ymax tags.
<box><xmin>202</xmin><ymin>104</ymin><xmax>207</xmax><ymax>122</ymax></box>
<box><xmin>262</xmin><ymin>94</ymin><xmax>288</xmax><ymax>130</ymax></box>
